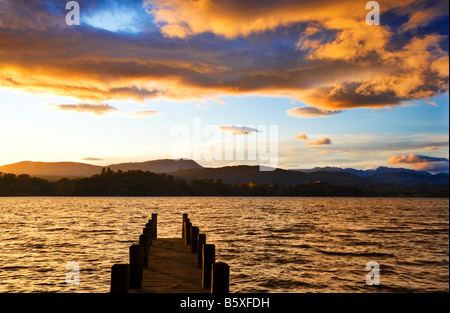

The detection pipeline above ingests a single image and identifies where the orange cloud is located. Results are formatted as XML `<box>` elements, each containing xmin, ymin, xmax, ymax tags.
<box><xmin>294</xmin><ymin>133</ymin><xmax>308</xmax><ymax>141</ymax></box>
<box><xmin>296</xmin><ymin>29</ymin><xmax>449</xmax><ymax>110</ymax></box>
<box><xmin>387</xmin><ymin>153</ymin><xmax>449</xmax><ymax>172</ymax></box>
<box><xmin>306</xmin><ymin>138</ymin><xmax>332</xmax><ymax>146</ymax></box>
<box><xmin>0</xmin><ymin>0</ymin><xmax>447</xmax><ymax>112</ymax></box>
<box><xmin>400</xmin><ymin>1</ymin><xmax>449</xmax><ymax>32</ymax></box>
<box><xmin>145</xmin><ymin>0</ymin><xmax>414</xmax><ymax>39</ymax></box>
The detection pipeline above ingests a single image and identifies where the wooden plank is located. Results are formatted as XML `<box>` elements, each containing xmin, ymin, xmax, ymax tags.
<box><xmin>130</xmin><ymin>238</ymin><xmax>210</xmax><ymax>293</ymax></box>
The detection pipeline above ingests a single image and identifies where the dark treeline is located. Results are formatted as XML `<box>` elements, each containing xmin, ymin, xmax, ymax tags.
<box><xmin>0</xmin><ymin>169</ymin><xmax>448</xmax><ymax>197</ymax></box>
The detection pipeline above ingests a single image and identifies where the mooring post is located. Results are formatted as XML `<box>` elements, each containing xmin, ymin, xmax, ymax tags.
<box><xmin>191</xmin><ymin>226</ymin><xmax>199</xmax><ymax>253</ymax></box>
<box><xmin>202</xmin><ymin>244</ymin><xmax>215</xmax><ymax>289</ymax></box>
<box><xmin>197</xmin><ymin>233</ymin><xmax>206</xmax><ymax>268</ymax></box>
<box><xmin>211</xmin><ymin>262</ymin><xmax>230</xmax><ymax>294</ymax></box>
<box><xmin>151</xmin><ymin>213</ymin><xmax>157</xmax><ymax>239</ymax></box>
<box><xmin>184</xmin><ymin>219</ymin><xmax>192</xmax><ymax>245</ymax></box>
<box><xmin>143</xmin><ymin>219</ymin><xmax>152</xmax><ymax>236</ymax></box>
<box><xmin>139</xmin><ymin>234</ymin><xmax>151</xmax><ymax>268</ymax></box>
<box><xmin>182</xmin><ymin>213</ymin><xmax>188</xmax><ymax>238</ymax></box>
<box><xmin>146</xmin><ymin>219</ymin><xmax>155</xmax><ymax>240</ymax></box>
<box><xmin>110</xmin><ymin>263</ymin><xmax>129</xmax><ymax>293</ymax></box>
<box><xmin>129</xmin><ymin>244</ymin><xmax>143</xmax><ymax>289</ymax></box>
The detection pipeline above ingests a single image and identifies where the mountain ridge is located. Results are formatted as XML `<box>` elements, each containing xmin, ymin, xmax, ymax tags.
<box><xmin>168</xmin><ymin>165</ymin><xmax>448</xmax><ymax>186</ymax></box>
<box><xmin>0</xmin><ymin>159</ymin><xmax>448</xmax><ymax>185</ymax></box>
<box><xmin>0</xmin><ymin>159</ymin><xmax>202</xmax><ymax>180</ymax></box>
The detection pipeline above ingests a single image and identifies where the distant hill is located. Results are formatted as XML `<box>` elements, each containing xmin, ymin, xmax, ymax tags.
<box><xmin>0</xmin><ymin>161</ymin><xmax>100</xmax><ymax>178</ymax></box>
<box><xmin>0</xmin><ymin>160</ymin><xmax>448</xmax><ymax>185</ymax></box>
<box><xmin>170</xmin><ymin>165</ymin><xmax>448</xmax><ymax>186</ymax></box>
<box><xmin>295</xmin><ymin>166</ymin><xmax>433</xmax><ymax>177</ymax></box>
<box><xmin>108</xmin><ymin>159</ymin><xmax>203</xmax><ymax>173</ymax></box>
<box><xmin>169</xmin><ymin>166</ymin><xmax>371</xmax><ymax>186</ymax></box>
<box><xmin>367</xmin><ymin>171</ymin><xmax>449</xmax><ymax>185</ymax></box>
<box><xmin>0</xmin><ymin>159</ymin><xmax>203</xmax><ymax>181</ymax></box>
<box><xmin>292</xmin><ymin>166</ymin><xmax>448</xmax><ymax>184</ymax></box>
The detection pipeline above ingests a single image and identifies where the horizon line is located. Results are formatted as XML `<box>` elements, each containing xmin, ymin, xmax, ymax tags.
<box><xmin>0</xmin><ymin>158</ymin><xmax>448</xmax><ymax>174</ymax></box>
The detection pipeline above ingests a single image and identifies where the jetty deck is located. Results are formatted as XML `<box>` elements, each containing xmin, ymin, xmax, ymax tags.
<box><xmin>110</xmin><ymin>213</ymin><xmax>230</xmax><ymax>293</ymax></box>
<box><xmin>130</xmin><ymin>238</ymin><xmax>209</xmax><ymax>293</ymax></box>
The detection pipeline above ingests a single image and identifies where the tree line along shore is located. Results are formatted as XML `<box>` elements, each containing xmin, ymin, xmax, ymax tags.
<box><xmin>0</xmin><ymin>169</ymin><xmax>448</xmax><ymax>197</ymax></box>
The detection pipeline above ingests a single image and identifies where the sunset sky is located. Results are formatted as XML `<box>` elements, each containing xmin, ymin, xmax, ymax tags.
<box><xmin>0</xmin><ymin>0</ymin><xmax>448</xmax><ymax>173</ymax></box>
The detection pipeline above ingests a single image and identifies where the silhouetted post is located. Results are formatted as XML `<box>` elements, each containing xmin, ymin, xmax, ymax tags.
<box><xmin>129</xmin><ymin>244</ymin><xmax>143</xmax><ymax>289</ymax></box>
<box><xmin>182</xmin><ymin>213</ymin><xmax>188</xmax><ymax>238</ymax></box>
<box><xmin>202</xmin><ymin>244</ymin><xmax>215</xmax><ymax>289</ymax></box>
<box><xmin>211</xmin><ymin>262</ymin><xmax>230</xmax><ymax>294</ymax></box>
<box><xmin>143</xmin><ymin>218</ymin><xmax>152</xmax><ymax>236</ymax></box>
<box><xmin>191</xmin><ymin>226</ymin><xmax>199</xmax><ymax>253</ymax></box>
<box><xmin>197</xmin><ymin>234</ymin><xmax>206</xmax><ymax>268</ymax></box>
<box><xmin>151</xmin><ymin>213</ymin><xmax>157</xmax><ymax>239</ymax></box>
<box><xmin>139</xmin><ymin>234</ymin><xmax>151</xmax><ymax>268</ymax></box>
<box><xmin>184</xmin><ymin>219</ymin><xmax>192</xmax><ymax>245</ymax></box>
<box><xmin>110</xmin><ymin>264</ymin><xmax>129</xmax><ymax>293</ymax></box>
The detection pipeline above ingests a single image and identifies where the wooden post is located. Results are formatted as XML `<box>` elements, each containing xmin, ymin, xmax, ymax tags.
<box><xmin>211</xmin><ymin>262</ymin><xmax>230</xmax><ymax>294</ymax></box>
<box><xmin>143</xmin><ymin>219</ymin><xmax>151</xmax><ymax>236</ymax></box>
<box><xmin>151</xmin><ymin>213</ymin><xmax>157</xmax><ymax>239</ymax></box>
<box><xmin>129</xmin><ymin>244</ymin><xmax>143</xmax><ymax>289</ymax></box>
<box><xmin>139</xmin><ymin>233</ymin><xmax>150</xmax><ymax>253</ymax></box>
<box><xmin>184</xmin><ymin>219</ymin><xmax>192</xmax><ymax>245</ymax></box>
<box><xmin>110</xmin><ymin>264</ymin><xmax>129</xmax><ymax>293</ymax></box>
<box><xmin>197</xmin><ymin>233</ymin><xmax>206</xmax><ymax>268</ymax></box>
<box><xmin>182</xmin><ymin>213</ymin><xmax>188</xmax><ymax>238</ymax></box>
<box><xmin>202</xmin><ymin>244</ymin><xmax>215</xmax><ymax>289</ymax></box>
<box><xmin>191</xmin><ymin>226</ymin><xmax>199</xmax><ymax>253</ymax></box>
<box><xmin>139</xmin><ymin>234</ymin><xmax>150</xmax><ymax>268</ymax></box>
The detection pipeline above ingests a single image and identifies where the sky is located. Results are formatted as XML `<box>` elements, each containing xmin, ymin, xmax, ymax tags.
<box><xmin>0</xmin><ymin>0</ymin><xmax>448</xmax><ymax>173</ymax></box>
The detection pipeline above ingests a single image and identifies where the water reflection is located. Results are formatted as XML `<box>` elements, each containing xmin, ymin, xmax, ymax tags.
<box><xmin>0</xmin><ymin>197</ymin><xmax>448</xmax><ymax>293</ymax></box>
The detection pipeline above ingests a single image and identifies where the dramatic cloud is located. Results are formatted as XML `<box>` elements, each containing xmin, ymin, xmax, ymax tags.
<box><xmin>387</xmin><ymin>153</ymin><xmax>449</xmax><ymax>172</ymax></box>
<box><xmin>0</xmin><ymin>0</ymin><xmax>448</xmax><ymax>111</ymax></box>
<box><xmin>145</xmin><ymin>0</ymin><xmax>415</xmax><ymax>39</ymax></box>
<box><xmin>399</xmin><ymin>0</ymin><xmax>449</xmax><ymax>32</ymax></box>
<box><xmin>306</xmin><ymin>138</ymin><xmax>332</xmax><ymax>146</ymax></box>
<box><xmin>287</xmin><ymin>107</ymin><xmax>342</xmax><ymax>118</ymax></box>
<box><xmin>47</xmin><ymin>103</ymin><xmax>118</xmax><ymax>115</ymax></box>
<box><xmin>294</xmin><ymin>133</ymin><xmax>308</xmax><ymax>141</ymax></box>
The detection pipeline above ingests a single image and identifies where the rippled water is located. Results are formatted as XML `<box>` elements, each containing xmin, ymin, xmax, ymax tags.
<box><xmin>0</xmin><ymin>197</ymin><xmax>448</xmax><ymax>293</ymax></box>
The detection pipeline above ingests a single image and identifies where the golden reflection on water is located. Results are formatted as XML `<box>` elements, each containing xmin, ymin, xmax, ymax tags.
<box><xmin>0</xmin><ymin>197</ymin><xmax>448</xmax><ymax>293</ymax></box>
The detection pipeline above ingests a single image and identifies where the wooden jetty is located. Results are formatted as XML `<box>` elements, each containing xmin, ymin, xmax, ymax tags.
<box><xmin>110</xmin><ymin>213</ymin><xmax>230</xmax><ymax>293</ymax></box>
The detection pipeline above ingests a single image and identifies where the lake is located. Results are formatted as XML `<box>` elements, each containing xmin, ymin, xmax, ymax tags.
<box><xmin>0</xmin><ymin>197</ymin><xmax>448</xmax><ymax>293</ymax></box>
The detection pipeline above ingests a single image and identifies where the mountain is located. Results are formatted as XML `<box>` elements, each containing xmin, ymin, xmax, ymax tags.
<box><xmin>0</xmin><ymin>161</ymin><xmax>100</xmax><ymax>178</ymax></box>
<box><xmin>295</xmin><ymin>166</ymin><xmax>370</xmax><ymax>176</ymax></box>
<box><xmin>367</xmin><ymin>171</ymin><xmax>449</xmax><ymax>184</ymax></box>
<box><xmin>108</xmin><ymin>159</ymin><xmax>203</xmax><ymax>173</ymax></box>
<box><xmin>0</xmin><ymin>159</ymin><xmax>203</xmax><ymax>181</ymax></box>
<box><xmin>169</xmin><ymin>166</ymin><xmax>371</xmax><ymax>186</ymax></box>
<box><xmin>294</xmin><ymin>166</ymin><xmax>432</xmax><ymax>177</ymax></box>
<box><xmin>0</xmin><ymin>160</ymin><xmax>448</xmax><ymax>185</ymax></box>
<box><xmin>170</xmin><ymin>165</ymin><xmax>448</xmax><ymax>186</ymax></box>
